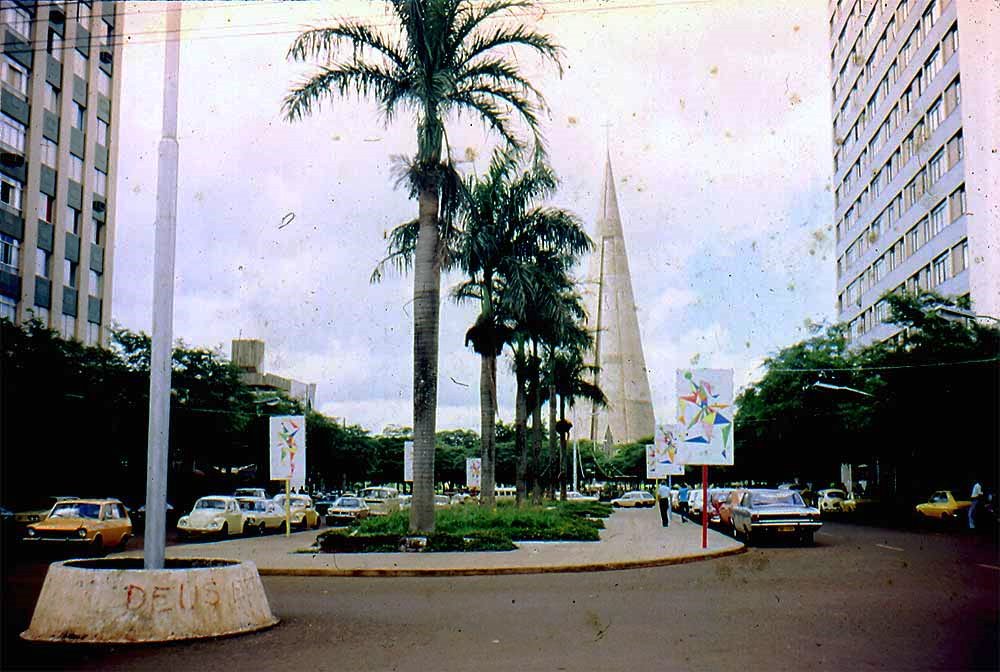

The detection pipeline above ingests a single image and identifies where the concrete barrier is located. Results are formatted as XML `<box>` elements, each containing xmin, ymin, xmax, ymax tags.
<box><xmin>21</xmin><ymin>558</ymin><xmax>278</xmax><ymax>643</ymax></box>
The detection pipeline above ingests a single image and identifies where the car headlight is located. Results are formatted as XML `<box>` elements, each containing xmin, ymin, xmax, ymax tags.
<box><xmin>27</xmin><ymin>528</ymin><xmax>36</xmax><ymax>537</ymax></box>
<box><xmin>212</xmin><ymin>518</ymin><xmax>224</xmax><ymax>528</ymax></box>
<box><xmin>78</xmin><ymin>528</ymin><xmax>88</xmax><ymax>538</ymax></box>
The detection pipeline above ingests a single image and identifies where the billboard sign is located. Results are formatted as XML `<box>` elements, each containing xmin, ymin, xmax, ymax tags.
<box><xmin>403</xmin><ymin>440</ymin><xmax>414</xmax><ymax>482</ymax></box>
<box><xmin>269</xmin><ymin>415</ymin><xmax>307</xmax><ymax>487</ymax></box>
<box><xmin>675</xmin><ymin>368</ymin><xmax>735</xmax><ymax>466</ymax></box>
<box><xmin>466</xmin><ymin>458</ymin><xmax>482</xmax><ymax>490</ymax></box>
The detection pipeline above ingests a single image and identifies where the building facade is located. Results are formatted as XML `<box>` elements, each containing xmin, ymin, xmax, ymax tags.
<box><xmin>0</xmin><ymin>0</ymin><xmax>122</xmax><ymax>346</ymax></box>
<box><xmin>830</xmin><ymin>0</ymin><xmax>999</xmax><ymax>345</ymax></box>
<box><xmin>232</xmin><ymin>339</ymin><xmax>317</xmax><ymax>411</ymax></box>
<box><xmin>579</xmin><ymin>153</ymin><xmax>655</xmax><ymax>450</ymax></box>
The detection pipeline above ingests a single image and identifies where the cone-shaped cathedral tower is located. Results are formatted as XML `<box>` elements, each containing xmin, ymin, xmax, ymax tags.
<box><xmin>580</xmin><ymin>152</ymin><xmax>655</xmax><ymax>451</ymax></box>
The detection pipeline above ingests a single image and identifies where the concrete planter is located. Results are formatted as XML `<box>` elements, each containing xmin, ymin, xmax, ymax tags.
<box><xmin>21</xmin><ymin>558</ymin><xmax>278</xmax><ymax>643</ymax></box>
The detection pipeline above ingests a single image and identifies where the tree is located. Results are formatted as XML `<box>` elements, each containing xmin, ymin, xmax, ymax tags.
<box><xmin>284</xmin><ymin>0</ymin><xmax>561</xmax><ymax>532</ymax></box>
<box><xmin>453</xmin><ymin>149</ymin><xmax>590</xmax><ymax>506</ymax></box>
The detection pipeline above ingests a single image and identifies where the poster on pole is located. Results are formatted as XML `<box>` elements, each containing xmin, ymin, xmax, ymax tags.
<box><xmin>466</xmin><ymin>458</ymin><xmax>482</xmax><ymax>490</ymax></box>
<box><xmin>403</xmin><ymin>440</ymin><xmax>414</xmax><ymax>482</ymax></box>
<box><xmin>653</xmin><ymin>423</ymin><xmax>686</xmax><ymax>476</ymax></box>
<box><xmin>675</xmin><ymin>369</ymin><xmax>735</xmax><ymax>466</ymax></box>
<box><xmin>269</xmin><ymin>415</ymin><xmax>307</xmax><ymax>487</ymax></box>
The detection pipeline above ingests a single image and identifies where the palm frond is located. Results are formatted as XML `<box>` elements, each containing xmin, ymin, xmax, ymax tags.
<box><xmin>370</xmin><ymin>218</ymin><xmax>419</xmax><ymax>283</ymax></box>
<box><xmin>286</xmin><ymin>23</ymin><xmax>408</xmax><ymax>72</ymax></box>
<box><xmin>283</xmin><ymin>62</ymin><xmax>407</xmax><ymax>122</ymax></box>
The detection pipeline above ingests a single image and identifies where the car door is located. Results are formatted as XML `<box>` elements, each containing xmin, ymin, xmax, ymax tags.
<box><xmin>226</xmin><ymin>500</ymin><xmax>242</xmax><ymax>534</ymax></box>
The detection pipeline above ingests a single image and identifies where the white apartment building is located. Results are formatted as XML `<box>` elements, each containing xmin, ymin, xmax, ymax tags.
<box><xmin>830</xmin><ymin>0</ymin><xmax>998</xmax><ymax>345</ymax></box>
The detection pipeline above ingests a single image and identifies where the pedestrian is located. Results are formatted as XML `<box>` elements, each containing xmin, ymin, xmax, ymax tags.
<box><xmin>968</xmin><ymin>480</ymin><xmax>983</xmax><ymax>529</ymax></box>
<box><xmin>677</xmin><ymin>484</ymin><xmax>689</xmax><ymax>522</ymax></box>
<box><xmin>657</xmin><ymin>482</ymin><xmax>671</xmax><ymax>527</ymax></box>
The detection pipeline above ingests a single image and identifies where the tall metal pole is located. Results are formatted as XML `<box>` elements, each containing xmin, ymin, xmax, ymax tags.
<box><xmin>144</xmin><ymin>2</ymin><xmax>181</xmax><ymax>570</ymax></box>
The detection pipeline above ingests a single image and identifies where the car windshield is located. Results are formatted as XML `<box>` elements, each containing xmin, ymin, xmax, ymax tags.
<box><xmin>930</xmin><ymin>492</ymin><xmax>949</xmax><ymax>503</ymax></box>
<box><xmin>195</xmin><ymin>499</ymin><xmax>227</xmax><ymax>510</ymax></box>
<box><xmin>753</xmin><ymin>491</ymin><xmax>804</xmax><ymax>507</ymax></box>
<box><xmin>826</xmin><ymin>490</ymin><xmax>846</xmax><ymax>498</ymax></box>
<box><xmin>49</xmin><ymin>502</ymin><xmax>101</xmax><ymax>519</ymax></box>
<box><xmin>335</xmin><ymin>498</ymin><xmax>362</xmax><ymax>508</ymax></box>
<box><xmin>238</xmin><ymin>499</ymin><xmax>264</xmax><ymax>511</ymax></box>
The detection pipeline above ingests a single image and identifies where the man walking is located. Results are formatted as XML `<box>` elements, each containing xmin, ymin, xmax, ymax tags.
<box><xmin>969</xmin><ymin>481</ymin><xmax>983</xmax><ymax>529</ymax></box>
<box><xmin>677</xmin><ymin>484</ymin><xmax>689</xmax><ymax>522</ymax></box>
<box><xmin>657</xmin><ymin>482</ymin><xmax>671</xmax><ymax>527</ymax></box>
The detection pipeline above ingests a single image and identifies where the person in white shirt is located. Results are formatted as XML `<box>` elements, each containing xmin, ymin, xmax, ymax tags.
<box><xmin>969</xmin><ymin>481</ymin><xmax>983</xmax><ymax>529</ymax></box>
<box><xmin>657</xmin><ymin>483</ymin><xmax>671</xmax><ymax>527</ymax></box>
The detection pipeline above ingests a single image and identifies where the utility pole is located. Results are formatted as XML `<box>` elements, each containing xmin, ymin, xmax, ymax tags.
<box><xmin>144</xmin><ymin>2</ymin><xmax>181</xmax><ymax>570</ymax></box>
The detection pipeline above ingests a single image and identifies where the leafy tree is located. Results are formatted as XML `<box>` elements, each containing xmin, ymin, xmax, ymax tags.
<box><xmin>284</xmin><ymin>0</ymin><xmax>562</xmax><ymax>533</ymax></box>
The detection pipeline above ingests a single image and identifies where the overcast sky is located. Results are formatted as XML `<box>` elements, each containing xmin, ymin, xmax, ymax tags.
<box><xmin>114</xmin><ymin>0</ymin><xmax>835</xmax><ymax>434</ymax></box>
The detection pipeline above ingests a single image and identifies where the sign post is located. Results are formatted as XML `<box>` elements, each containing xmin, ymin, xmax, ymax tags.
<box><xmin>675</xmin><ymin>369</ymin><xmax>735</xmax><ymax>549</ymax></box>
<box><xmin>269</xmin><ymin>415</ymin><xmax>306</xmax><ymax>537</ymax></box>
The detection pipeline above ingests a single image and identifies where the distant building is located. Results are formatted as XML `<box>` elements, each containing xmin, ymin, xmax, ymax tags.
<box><xmin>830</xmin><ymin>0</ymin><xmax>999</xmax><ymax>345</ymax></box>
<box><xmin>1</xmin><ymin>1</ymin><xmax>123</xmax><ymax>345</ymax></box>
<box><xmin>231</xmin><ymin>339</ymin><xmax>316</xmax><ymax>410</ymax></box>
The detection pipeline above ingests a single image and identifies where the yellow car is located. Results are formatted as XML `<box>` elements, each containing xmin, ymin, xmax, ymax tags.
<box><xmin>915</xmin><ymin>490</ymin><xmax>971</xmax><ymax>521</ymax></box>
<box><xmin>177</xmin><ymin>496</ymin><xmax>246</xmax><ymax>539</ymax></box>
<box><xmin>24</xmin><ymin>498</ymin><xmax>132</xmax><ymax>553</ymax></box>
<box><xmin>272</xmin><ymin>494</ymin><xmax>321</xmax><ymax>530</ymax></box>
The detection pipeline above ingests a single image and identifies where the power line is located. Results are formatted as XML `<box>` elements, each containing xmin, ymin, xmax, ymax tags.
<box><xmin>767</xmin><ymin>356</ymin><xmax>1000</xmax><ymax>373</ymax></box>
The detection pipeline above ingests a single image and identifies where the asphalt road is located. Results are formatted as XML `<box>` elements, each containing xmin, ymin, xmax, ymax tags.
<box><xmin>2</xmin><ymin>521</ymin><xmax>997</xmax><ymax>671</ymax></box>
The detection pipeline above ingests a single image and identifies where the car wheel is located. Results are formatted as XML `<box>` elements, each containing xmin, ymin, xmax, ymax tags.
<box><xmin>92</xmin><ymin>534</ymin><xmax>104</xmax><ymax>556</ymax></box>
<box><xmin>220</xmin><ymin>522</ymin><xmax>229</xmax><ymax>538</ymax></box>
<box><xmin>117</xmin><ymin>534</ymin><xmax>130</xmax><ymax>551</ymax></box>
<box><xmin>242</xmin><ymin>522</ymin><xmax>252</xmax><ymax>536</ymax></box>
<box><xmin>312</xmin><ymin>516</ymin><xmax>321</xmax><ymax>529</ymax></box>
<box><xmin>259</xmin><ymin>523</ymin><xmax>267</xmax><ymax>536</ymax></box>
<box><xmin>743</xmin><ymin>526</ymin><xmax>752</xmax><ymax>546</ymax></box>
<box><xmin>280</xmin><ymin>521</ymin><xmax>289</xmax><ymax>534</ymax></box>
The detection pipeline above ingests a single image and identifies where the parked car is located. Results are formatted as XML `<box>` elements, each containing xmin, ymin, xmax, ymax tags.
<box><xmin>236</xmin><ymin>497</ymin><xmax>284</xmax><ymax>535</ymax></box>
<box><xmin>434</xmin><ymin>494</ymin><xmax>451</xmax><ymax>509</ymax></box>
<box><xmin>566</xmin><ymin>491</ymin><xmax>599</xmax><ymax>502</ymax></box>
<box><xmin>272</xmin><ymin>494</ymin><xmax>322</xmax><ymax>529</ymax></box>
<box><xmin>778</xmin><ymin>483</ymin><xmax>816</xmax><ymax>507</ymax></box>
<box><xmin>611</xmin><ymin>491</ymin><xmax>655</xmax><ymax>508</ymax></box>
<box><xmin>14</xmin><ymin>496</ymin><xmax>78</xmax><ymax>530</ymax></box>
<box><xmin>177</xmin><ymin>496</ymin><xmax>245</xmax><ymax>539</ymax></box>
<box><xmin>450</xmin><ymin>493</ymin><xmax>473</xmax><ymax>506</ymax></box>
<box><xmin>841</xmin><ymin>492</ymin><xmax>879</xmax><ymax>514</ymax></box>
<box><xmin>718</xmin><ymin>489</ymin><xmax>747</xmax><ymax>530</ymax></box>
<box><xmin>314</xmin><ymin>493</ymin><xmax>342</xmax><ymax>517</ymax></box>
<box><xmin>24</xmin><ymin>498</ymin><xmax>131</xmax><ymax>553</ymax></box>
<box><xmin>731</xmin><ymin>489</ymin><xmax>822</xmax><ymax>545</ymax></box>
<box><xmin>131</xmin><ymin>501</ymin><xmax>177</xmax><ymax>531</ymax></box>
<box><xmin>816</xmin><ymin>489</ymin><xmax>848</xmax><ymax>514</ymax></box>
<box><xmin>688</xmin><ymin>489</ymin><xmax>705</xmax><ymax>517</ymax></box>
<box><xmin>915</xmin><ymin>490</ymin><xmax>971</xmax><ymax>521</ymax></box>
<box><xmin>399</xmin><ymin>494</ymin><xmax>412</xmax><ymax>510</ymax></box>
<box><xmin>233</xmin><ymin>487</ymin><xmax>267</xmax><ymax>499</ymax></box>
<box><xmin>360</xmin><ymin>487</ymin><xmax>401</xmax><ymax>516</ymax></box>
<box><xmin>325</xmin><ymin>496</ymin><xmax>370</xmax><ymax>526</ymax></box>
<box><xmin>708</xmin><ymin>489</ymin><xmax>733</xmax><ymax>524</ymax></box>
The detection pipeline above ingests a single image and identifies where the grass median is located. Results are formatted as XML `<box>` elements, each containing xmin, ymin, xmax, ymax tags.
<box><xmin>316</xmin><ymin>500</ymin><xmax>613</xmax><ymax>553</ymax></box>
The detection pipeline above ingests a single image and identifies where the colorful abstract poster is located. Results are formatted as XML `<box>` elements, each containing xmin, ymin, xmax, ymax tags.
<box><xmin>403</xmin><ymin>440</ymin><xmax>414</xmax><ymax>482</ymax></box>
<box><xmin>675</xmin><ymin>369</ymin><xmax>735</xmax><ymax>466</ymax></box>
<box><xmin>466</xmin><ymin>458</ymin><xmax>482</xmax><ymax>490</ymax></box>
<box><xmin>654</xmin><ymin>423</ymin><xmax>686</xmax><ymax>476</ymax></box>
<box><xmin>269</xmin><ymin>415</ymin><xmax>307</xmax><ymax>487</ymax></box>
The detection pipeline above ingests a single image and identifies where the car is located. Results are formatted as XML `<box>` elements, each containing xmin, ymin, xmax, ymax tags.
<box><xmin>360</xmin><ymin>487</ymin><xmax>401</xmax><ymax>516</ymax></box>
<box><xmin>718</xmin><ymin>489</ymin><xmax>747</xmax><ymax>530</ymax></box>
<box><xmin>14</xmin><ymin>496</ymin><xmax>78</xmax><ymax>530</ymax></box>
<box><xmin>131</xmin><ymin>501</ymin><xmax>177</xmax><ymax>531</ymax></box>
<box><xmin>841</xmin><ymin>492</ymin><xmax>878</xmax><ymax>514</ymax></box>
<box><xmin>272</xmin><ymin>494</ymin><xmax>322</xmax><ymax>529</ymax></box>
<box><xmin>434</xmin><ymin>494</ymin><xmax>451</xmax><ymax>509</ymax></box>
<box><xmin>816</xmin><ymin>488</ymin><xmax>848</xmax><ymax>514</ymax></box>
<box><xmin>314</xmin><ymin>493</ymin><xmax>342</xmax><ymax>517</ymax></box>
<box><xmin>233</xmin><ymin>487</ymin><xmax>267</xmax><ymax>499</ymax></box>
<box><xmin>708</xmin><ymin>489</ymin><xmax>734</xmax><ymax>524</ymax></box>
<box><xmin>565</xmin><ymin>491</ymin><xmax>599</xmax><ymax>502</ymax></box>
<box><xmin>177</xmin><ymin>496</ymin><xmax>245</xmax><ymax>539</ymax></box>
<box><xmin>915</xmin><ymin>490</ymin><xmax>971</xmax><ymax>521</ymax></box>
<box><xmin>688</xmin><ymin>489</ymin><xmax>705</xmax><ymax>517</ymax></box>
<box><xmin>325</xmin><ymin>496</ymin><xmax>371</xmax><ymax>526</ymax></box>
<box><xmin>24</xmin><ymin>498</ymin><xmax>132</xmax><ymax>553</ymax></box>
<box><xmin>611</xmin><ymin>491</ymin><xmax>655</xmax><ymax>508</ymax></box>
<box><xmin>731</xmin><ymin>489</ymin><xmax>822</xmax><ymax>545</ymax></box>
<box><xmin>450</xmin><ymin>492</ymin><xmax>473</xmax><ymax>506</ymax></box>
<box><xmin>399</xmin><ymin>494</ymin><xmax>412</xmax><ymax>510</ymax></box>
<box><xmin>778</xmin><ymin>482</ymin><xmax>816</xmax><ymax>507</ymax></box>
<box><xmin>236</xmin><ymin>497</ymin><xmax>284</xmax><ymax>535</ymax></box>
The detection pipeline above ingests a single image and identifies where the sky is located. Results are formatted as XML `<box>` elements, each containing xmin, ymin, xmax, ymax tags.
<box><xmin>113</xmin><ymin>0</ymin><xmax>836</xmax><ymax>435</ymax></box>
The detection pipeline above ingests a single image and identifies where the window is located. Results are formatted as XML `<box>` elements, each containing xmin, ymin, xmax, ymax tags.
<box><xmin>30</xmin><ymin>305</ymin><xmax>49</xmax><ymax>325</ymax></box>
<box><xmin>97</xmin><ymin>70</ymin><xmax>111</xmax><ymax>97</ymax></box>
<box><xmin>943</xmin><ymin>23</ymin><xmax>959</xmax><ymax>60</ymax></box>
<box><xmin>873</xmin><ymin>256</ymin><xmax>886</xmax><ymax>283</ymax></box>
<box><xmin>0</xmin><ymin>113</ymin><xmax>25</xmax><ymax>152</ymax></box>
<box><xmin>949</xmin><ymin>185</ymin><xmax>966</xmax><ymax>221</ymax></box>
<box><xmin>944</xmin><ymin>78</ymin><xmax>961</xmax><ymax>115</ymax></box>
<box><xmin>64</xmin><ymin>258</ymin><xmax>78</xmax><ymax>288</ymax></box>
<box><xmin>933</xmin><ymin>253</ymin><xmax>949</xmax><ymax>286</ymax></box>
<box><xmin>922</xmin><ymin>0</ymin><xmax>940</xmax><ymax>37</ymax></box>
<box><xmin>44</xmin><ymin>83</ymin><xmax>60</xmax><ymax>112</ymax></box>
<box><xmin>36</xmin><ymin>247</ymin><xmax>50</xmax><ymax>278</ymax></box>
<box><xmin>952</xmin><ymin>239</ymin><xmax>968</xmax><ymax>274</ymax></box>
<box><xmin>62</xmin><ymin>314</ymin><xmax>76</xmax><ymax>339</ymax></box>
<box><xmin>905</xmin><ymin>176</ymin><xmax>919</xmax><ymax>208</ymax></box>
<box><xmin>40</xmin><ymin>138</ymin><xmax>57</xmax><ymax>166</ymax></box>
<box><xmin>0</xmin><ymin>175</ymin><xmax>22</xmax><ymax>212</ymax></box>
<box><xmin>1</xmin><ymin>2</ymin><xmax>31</xmax><ymax>39</ymax></box>
<box><xmin>77</xmin><ymin>0</ymin><xmax>90</xmax><ymax>25</ymax></box>
<box><xmin>0</xmin><ymin>294</ymin><xmax>15</xmax><ymax>321</ymax></box>
<box><xmin>888</xmin><ymin>242</ymin><xmax>898</xmax><ymax>270</ymax></box>
<box><xmin>924</xmin><ymin>48</ymin><xmax>942</xmax><ymax>84</ymax></box>
<box><xmin>927</xmin><ymin>97</ymin><xmax>943</xmax><ymax>134</ymax></box>
<box><xmin>946</xmin><ymin>131</ymin><xmax>963</xmax><ymax>168</ymax></box>
<box><xmin>1</xmin><ymin>56</ymin><xmax>28</xmax><ymax>97</ymax></box>
<box><xmin>928</xmin><ymin>149</ymin><xmax>945</xmax><ymax>184</ymax></box>
<box><xmin>70</xmin><ymin>155</ymin><xmax>84</xmax><ymax>182</ymax></box>
<box><xmin>900</xmin><ymin>84</ymin><xmax>914</xmax><ymax>115</ymax></box>
<box><xmin>65</xmin><ymin>206</ymin><xmax>80</xmax><ymax>235</ymax></box>
<box><xmin>875</xmin><ymin>300</ymin><xmax>889</xmax><ymax>323</ymax></box>
<box><xmin>38</xmin><ymin>193</ymin><xmax>55</xmax><ymax>223</ymax></box>
<box><xmin>73</xmin><ymin>50</ymin><xmax>89</xmax><ymax>79</ymax></box>
<box><xmin>47</xmin><ymin>28</ymin><xmax>63</xmax><ymax>61</ymax></box>
<box><xmin>96</xmin><ymin>118</ymin><xmax>109</xmax><ymax>146</ymax></box>
<box><xmin>91</xmin><ymin>218</ymin><xmax>103</xmax><ymax>245</ymax></box>
<box><xmin>0</xmin><ymin>232</ymin><xmax>19</xmax><ymax>274</ymax></box>
<box><xmin>88</xmin><ymin>268</ymin><xmax>101</xmax><ymax>295</ymax></box>
<box><xmin>906</xmin><ymin>225</ymin><xmax>920</xmax><ymax>255</ymax></box>
<box><xmin>86</xmin><ymin>321</ymin><xmax>99</xmax><ymax>346</ymax></box>
<box><xmin>930</xmin><ymin>200</ymin><xmax>947</xmax><ymax>236</ymax></box>
<box><xmin>73</xmin><ymin>102</ymin><xmax>86</xmax><ymax>131</ymax></box>
<box><xmin>93</xmin><ymin>168</ymin><xmax>106</xmax><ymax>196</ymax></box>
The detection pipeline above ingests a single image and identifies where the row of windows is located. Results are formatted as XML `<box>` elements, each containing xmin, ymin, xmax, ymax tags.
<box><xmin>839</xmin><ymin>185</ymin><xmax>965</xmax><ymax>309</ymax></box>
<box><xmin>1</xmin><ymin>164</ymin><xmax>108</xmax><ymax>217</ymax></box>
<box><xmin>844</xmin><ymin>239</ymin><xmax>967</xmax><ymax>340</ymax></box>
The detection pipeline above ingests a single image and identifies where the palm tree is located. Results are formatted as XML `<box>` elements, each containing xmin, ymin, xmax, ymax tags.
<box><xmin>549</xmin><ymin>343</ymin><xmax>607</xmax><ymax>499</ymax></box>
<box><xmin>283</xmin><ymin>1</ymin><xmax>561</xmax><ymax>532</ymax></box>
<box><xmin>454</xmin><ymin>151</ymin><xmax>590</xmax><ymax>507</ymax></box>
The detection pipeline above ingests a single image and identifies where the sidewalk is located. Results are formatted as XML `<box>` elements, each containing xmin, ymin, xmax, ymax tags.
<box><xmin>114</xmin><ymin>508</ymin><xmax>744</xmax><ymax>577</ymax></box>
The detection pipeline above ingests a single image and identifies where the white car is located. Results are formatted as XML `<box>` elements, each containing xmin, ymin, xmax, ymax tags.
<box><xmin>816</xmin><ymin>488</ymin><xmax>848</xmax><ymax>513</ymax></box>
<box><xmin>688</xmin><ymin>489</ymin><xmax>705</xmax><ymax>516</ymax></box>
<box><xmin>236</xmin><ymin>497</ymin><xmax>284</xmax><ymax>535</ymax></box>
<box><xmin>566</xmin><ymin>491</ymin><xmax>599</xmax><ymax>502</ymax></box>
<box><xmin>177</xmin><ymin>496</ymin><xmax>245</xmax><ymax>538</ymax></box>
<box><xmin>611</xmin><ymin>491</ymin><xmax>655</xmax><ymax>508</ymax></box>
<box><xmin>361</xmin><ymin>487</ymin><xmax>401</xmax><ymax>516</ymax></box>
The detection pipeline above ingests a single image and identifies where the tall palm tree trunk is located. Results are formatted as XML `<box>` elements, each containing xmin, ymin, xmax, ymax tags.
<box><xmin>515</xmin><ymin>345</ymin><xmax>528</xmax><ymax>507</ymax></box>
<box><xmin>480</xmin><ymin>352</ymin><xmax>497</xmax><ymax>508</ymax></box>
<box><xmin>410</xmin><ymin>186</ymin><xmax>440</xmax><ymax>534</ymax></box>
<box><xmin>559</xmin><ymin>394</ymin><xmax>568</xmax><ymax>500</ymax></box>
<box><xmin>531</xmin><ymin>346</ymin><xmax>543</xmax><ymax>505</ymax></box>
<box><xmin>548</xmin><ymin>382</ymin><xmax>557</xmax><ymax>499</ymax></box>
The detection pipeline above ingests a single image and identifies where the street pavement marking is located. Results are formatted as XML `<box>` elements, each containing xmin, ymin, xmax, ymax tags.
<box><xmin>977</xmin><ymin>564</ymin><xmax>1000</xmax><ymax>571</ymax></box>
<box><xmin>875</xmin><ymin>543</ymin><xmax>905</xmax><ymax>552</ymax></box>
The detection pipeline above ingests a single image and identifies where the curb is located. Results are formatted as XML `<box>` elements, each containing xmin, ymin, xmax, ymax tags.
<box><xmin>255</xmin><ymin>543</ymin><xmax>746</xmax><ymax>577</ymax></box>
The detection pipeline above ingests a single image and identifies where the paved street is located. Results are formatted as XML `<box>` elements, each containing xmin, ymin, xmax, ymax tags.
<box><xmin>3</xmin><ymin>520</ymin><xmax>997</xmax><ymax>671</ymax></box>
